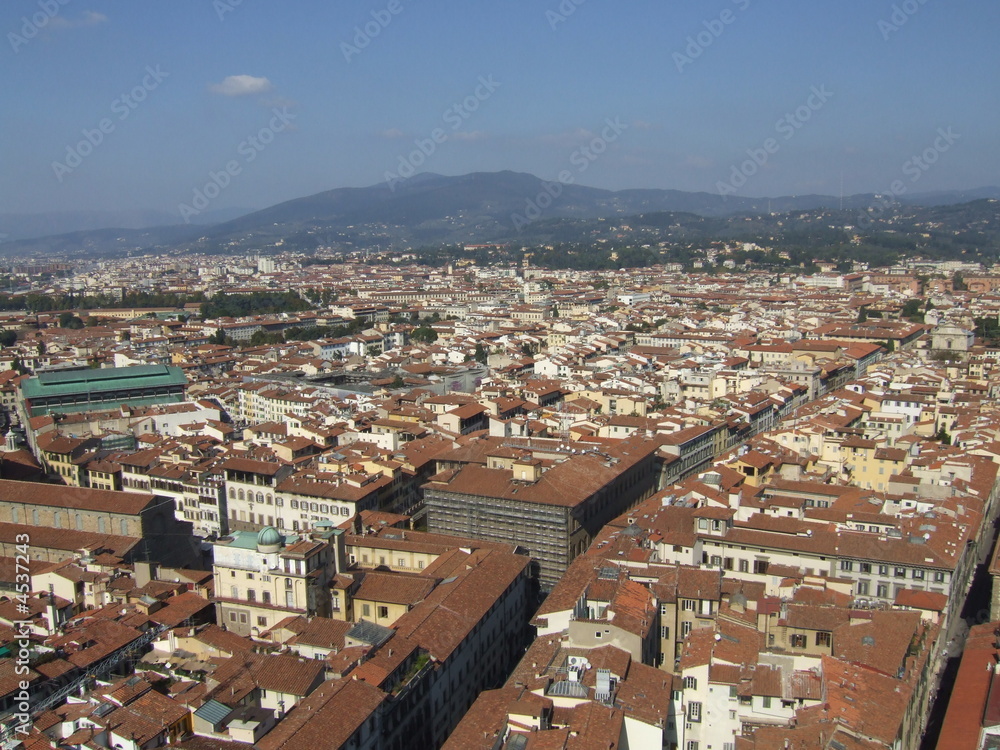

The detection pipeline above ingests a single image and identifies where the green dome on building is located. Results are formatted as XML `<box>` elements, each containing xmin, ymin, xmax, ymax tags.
<box><xmin>256</xmin><ymin>526</ymin><xmax>283</xmax><ymax>551</ymax></box>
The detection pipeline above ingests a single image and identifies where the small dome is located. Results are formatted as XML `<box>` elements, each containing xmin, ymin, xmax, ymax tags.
<box><xmin>256</xmin><ymin>526</ymin><xmax>282</xmax><ymax>550</ymax></box>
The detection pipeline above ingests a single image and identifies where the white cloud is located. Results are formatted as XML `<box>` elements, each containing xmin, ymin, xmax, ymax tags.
<box><xmin>48</xmin><ymin>11</ymin><xmax>107</xmax><ymax>29</ymax></box>
<box><xmin>379</xmin><ymin>128</ymin><xmax>406</xmax><ymax>139</ymax></box>
<box><xmin>209</xmin><ymin>75</ymin><xmax>273</xmax><ymax>97</ymax></box>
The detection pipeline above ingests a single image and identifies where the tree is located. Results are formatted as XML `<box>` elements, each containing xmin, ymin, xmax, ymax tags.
<box><xmin>953</xmin><ymin>272</ymin><xmax>968</xmax><ymax>291</ymax></box>
<box><xmin>901</xmin><ymin>298</ymin><xmax>923</xmax><ymax>323</ymax></box>
<box><xmin>210</xmin><ymin>329</ymin><xmax>227</xmax><ymax>346</ymax></box>
<box><xmin>474</xmin><ymin>343</ymin><xmax>488</xmax><ymax>364</ymax></box>
<box><xmin>410</xmin><ymin>326</ymin><xmax>438</xmax><ymax>344</ymax></box>
<box><xmin>0</xmin><ymin>330</ymin><xmax>16</xmax><ymax>347</ymax></box>
<box><xmin>856</xmin><ymin>306</ymin><xmax>868</xmax><ymax>323</ymax></box>
<box><xmin>935</xmin><ymin>426</ymin><xmax>952</xmax><ymax>445</ymax></box>
<box><xmin>59</xmin><ymin>311</ymin><xmax>84</xmax><ymax>329</ymax></box>
<box><xmin>391</xmin><ymin>375</ymin><xmax>405</xmax><ymax>389</ymax></box>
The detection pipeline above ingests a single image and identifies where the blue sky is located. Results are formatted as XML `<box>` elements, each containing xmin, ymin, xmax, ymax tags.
<box><xmin>2</xmin><ymin>0</ymin><xmax>998</xmax><ymax>217</ymax></box>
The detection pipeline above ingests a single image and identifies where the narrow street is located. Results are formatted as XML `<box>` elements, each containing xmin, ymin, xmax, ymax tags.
<box><xmin>921</xmin><ymin>514</ymin><xmax>1000</xmax><ymax>749</ymax></box>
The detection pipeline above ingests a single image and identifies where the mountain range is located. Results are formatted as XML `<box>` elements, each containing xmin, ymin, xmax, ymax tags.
<box><xmin>2</xmin><ymin>171</ymin><xmax>998</xmax><ymax>257</ymax></box>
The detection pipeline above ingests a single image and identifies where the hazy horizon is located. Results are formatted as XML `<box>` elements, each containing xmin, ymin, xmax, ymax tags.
<box><xmin>4</xmin><ymin>0</ymin><xmax>998</xmax><ymax>217</ymax></box>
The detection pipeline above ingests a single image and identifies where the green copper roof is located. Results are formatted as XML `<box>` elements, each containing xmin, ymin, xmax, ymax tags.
<box><xmin>21</xmin><ymin>365</ymin><xmax>187</xmax><ymax>400</ymax></box>
<box><xmin>257</xmin><ymin>526</ymin><xmax>283</xmax><ymax>547</ymax></box>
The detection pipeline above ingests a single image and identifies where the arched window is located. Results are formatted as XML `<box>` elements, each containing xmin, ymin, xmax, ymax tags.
<box><xmin>229</xmin><ymin>487</ymin><xmax>236</xmax><ymax>499</ymax></box>
<box><xmin>256</xmin><ymin>492</ymin><xmax>264</xmax><ymax>503</ymax></box>
<box><xmin>266</xmin><ymin>494</ymin><xmax>273</xmax><ymax>505</ymax></box>
<box><xmin>238</xmin><ymin>489</ymin><xmax>245</xmax><ymax>501</ymax></box>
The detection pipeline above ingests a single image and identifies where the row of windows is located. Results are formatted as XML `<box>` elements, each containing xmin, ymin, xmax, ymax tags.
<box><xmin>840</xmin><ymin>559</ymin><xmax>942</xmax><ymax>581</ymax></box>
<box><xmin>11</xmin><ymin>507</ymin><xmax>128</xmax><ymax>535</ymax></box>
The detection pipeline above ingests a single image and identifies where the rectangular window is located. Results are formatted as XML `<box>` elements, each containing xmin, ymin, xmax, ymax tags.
<box><xmin>362</xmin><ymin>604</ymin><xmax>371</xmax><ymax>617</ymax></box>
<box><xmin>913</xmin><ymin>569</ymin><xmax>925</xmax><ymax>580</ymax></box>
<box><xmin>661</xmin><ymin>626</ymin><xmax>670</xmax><ymax>640</ymax></box>
<box><xmin>762</xmin><ymin>696</ymin><xmax>771</xmax><ymax>708</ymax></box>
<box><xmin>688</xmin><ymin>702</ymin><xmax>701</xmax><ymax>722</ymax></box>
<box><xmin>860</xmin><ymin>562</ymin><xmax>872</xmax><ymax>573</ymax></box>
<box><xmin>682</xmin><ymin>622</ymin><xmax>692</xmax><ymax>637</ymax></box>
<box><xmin>894</xmin><ymin>567</ymin><xmax>906</xmax><ymax>578</ymax></box>
<box><xmin>257</xmin><ymin>616</ymin><xmax>267</xmax><ymax>627</ymax></box>
<box><xmin>840</xmin><ymin>560</ymin><xmax>853</xmax><ymax>572</ymax></box>
<box><xmin>816</xmin><ymin>631</ymin><xmax>831</xmax><ymax>647</ymax></box>
<box><xmin>377</xmin><ymin>605</ymin><xmax>389</xmax><ymax>619</ymax></box>
<box><xmin>682</xmin><ymin>599</ymin><xmax>695</xmax><ymax>611</ymax></box>
<box><xmin>738</xmin><ymin>559</ymin><xmax>749</xmax><ymax>573</ymax></box>
<box><xmin>684</xmin><ymin>676</ymin><xmax>697</xmax><ymax>690</ymax></box>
